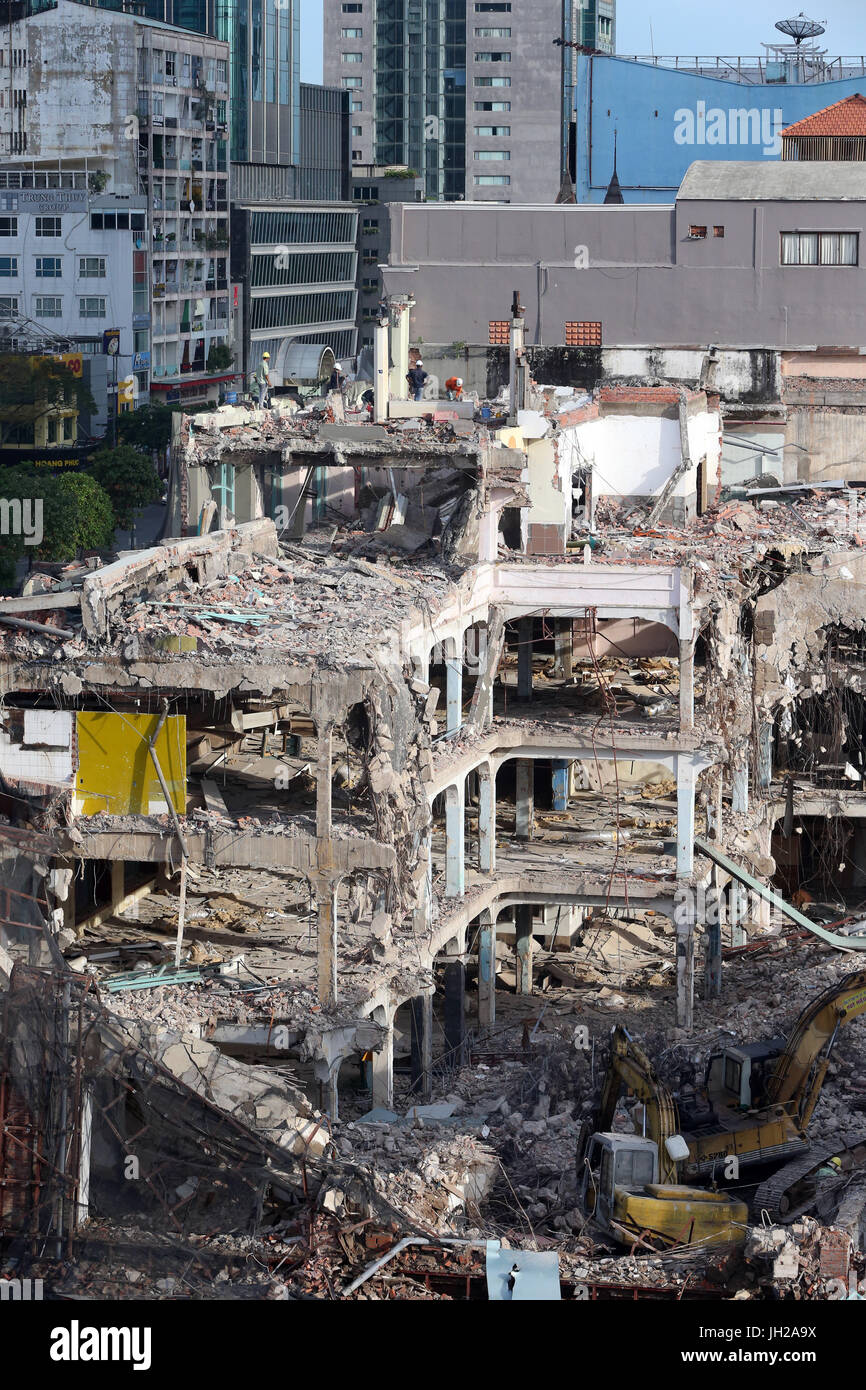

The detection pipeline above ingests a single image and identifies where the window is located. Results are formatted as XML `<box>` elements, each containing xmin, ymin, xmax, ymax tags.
<box><xmin>342</xmin><ymin>52</ymin><xmax>363</xmax><ymax>62</ymax></box>
<box><xmin>475</xmin><ymin>26</ymin><xmax>511</xmax><ymax>36</ymax></box>
<box><xmin>342</xmin><ymin>27</ymin><xmax>362</xmax><ymax>37</ymax></box>
<box><xmin>0</xmin><ymin>296</ymin><xmax>20</xmax><ymax>315</ymax></box>
<box><xmin>35</xmin><ymin>217</ymin><xmax>62</xmax><ymax>237</ymax></box>
<box><xmin>90</xmin><ymin>211</ymin><xmax>142</xmax><ymax>231</ymax></box>
<box><xmin>352</xmin><ymin>125</ymin><xmax>363</xmax><ymax>136</ymax></box>
<box><xmin>342</xmin><ymin>2</ymin><xmax>362</xmax><ymax>8</ymax></box>
<box><xmin>565</xmin><ymin>320</ymin><xmax>602</xmax><ymax>346</ymax></box>
<box><xmin>34</xmin><ymin>296</ymin><xmax>62</xmax><ymax>317</ymax></box>
<box><xmin>352</xmin><ymin>184</ymin><xmax>379</xmax><ymax>201</ymax></box>
<box><xmin>0</xmin><ymin>256</ymin><xmax>18</xmax><ymax>277</ymax></box>
<box><xmin>342</xmin><ymin>75</ymin><xmax>362</xmax><ymax>88</ymax></box>
<box><xmin>352</xmin><ymin>150</ymin><xmax>363</xmax><ymax>161</ymax></box>
<box><xmin>0</xmin><ymin>217</ymin><xmax>17</xmax><ymax>236</ymax></box>
<box><xmin>688</xmin><ymin>225</ymin><xmax>707</xmax><ymax>240</ymax></box>
<box><xmin>362</xmin><ymin>277</ymin><xmax>378</xmax><ymax>292</ymax></box>
<box><xmin>475</xmin><ymin>125</ymin><xmax>510</xmax><ymax>136</ymax></box>
<box><xmin>475</xmin><ymin>2</ymin><xmax>511</xmax><ymax>8</ymax></box>
<box><xmin>713</xmin><ymin>226</ymin><xmax>725</xmax><ymax>238</ymax></box>
<box><xmin>216</xmin><ymin>59</ymin><xmax>227</xmax><ymax>84</ymax></box>
<box><xmin>362</xmin><ymin>218</ymin><xmax>378</xmax><ymax>233</ymax></box>
<box><xmin>474</xmin><ymin>174</ymin><xmax>511</xmax><ymax>185</ymax></box>
<box><xmin>362</xmin><ymin>248</ymin><xmax>379</xmax><ymax>262</ymax></box>
<box><xmin>476</xmin><ymin>149</ymin><xmax>510</xmax><ymax>159</ymax></box>
<box><xmin>35</xmin><ymin>256</ymin><xmax>61</xmax><ymax>277</ymax></box>
<box><xmin>475</xmin><ymin>51</ymin><xmax>511</xmax><ymax>61</ymax></box>
<box><xmin>79</xmin><ymin>256</ymin><xmax>106</xmax><ymax>278</ymax></box>
<box><xmin>351</xmin><ymin>99</ymin><xmax>362</xmax><ymax>111</ymax></box>
<box><xmin>474</xmin><ymin>101</ymin><xmax>510</xmax><ymax>111</ymax></box>
<box><xmin>475</xmin><ymin>76</ymin><xmax>511</xmax><ymax>86</ymax></box>
<box><xmin>165</xmin><ymin>52</ymin><xmax>176</xmax><ymax>77</ymax></box>
<box><xmin>781</xmin><ymin>231</ymin><xmax>858</xmax><ymax>266</ymax></box>
<box><xmin>79</xmin><ymin>296</ymin><xmax>107</xmax><ymax>318</ymax></box>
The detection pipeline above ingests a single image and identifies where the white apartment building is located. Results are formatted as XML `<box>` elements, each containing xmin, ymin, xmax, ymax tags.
<box><xmin>0</xmin><ymin>0</ymin><xmax>233</xmax><ymax>412</ymax></box>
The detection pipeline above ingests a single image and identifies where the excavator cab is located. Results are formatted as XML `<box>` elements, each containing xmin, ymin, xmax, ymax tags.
<box><xmin>579</xmin><ymin>1133</ymin><xmax>659</xmax><ymax>1231</ymax></box>
<box><xmin>705</xmin><ymin>1040</ymin><xmax>786</xmax><ymax>1112</ymax></box>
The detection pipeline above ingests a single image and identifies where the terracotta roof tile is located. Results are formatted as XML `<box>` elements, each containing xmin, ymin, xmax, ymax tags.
<box><xmin>782</xmin><ymin>93</ymin><xmax>866</xmax><ymax>138</ymax></box>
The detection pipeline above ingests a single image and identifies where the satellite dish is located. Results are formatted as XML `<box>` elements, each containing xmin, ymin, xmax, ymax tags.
<box><xmin>775</xmin><ymin>12</ymin><xmax>826</xmax><ymax>45</ymax></box>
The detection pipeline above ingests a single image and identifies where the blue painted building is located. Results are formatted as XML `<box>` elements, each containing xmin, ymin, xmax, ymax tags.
<box><xmin>575</xmin><ymin>54</ymin><xmax>866</xmax><ymax>202</ymax></box>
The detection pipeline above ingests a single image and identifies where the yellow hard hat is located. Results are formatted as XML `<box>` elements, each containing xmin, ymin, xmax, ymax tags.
<box><xmin>262</xmin><ymin>352</ymin><xmax>270</xmax><ymax>359</ymax></box>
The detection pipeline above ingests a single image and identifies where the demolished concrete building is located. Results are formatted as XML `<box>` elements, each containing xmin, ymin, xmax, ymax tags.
<box><xmin>3</xmin><ymin>347</ymin><xmax>866</xmax><ymax>1302</ymax></box>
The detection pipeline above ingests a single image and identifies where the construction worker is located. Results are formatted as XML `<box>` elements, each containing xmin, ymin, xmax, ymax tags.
<box><xmin>406</xmin><ymin>358</ymin><xmax>428</xmax><ymax>401</ymax></box>
<box><xmin>328</xmin><ymin>362</ymin><xmax>346</xmax><ymax>394</ymax></box>
<box><xmin>445</xmin><ymin>375</ymin><xmax>464</xmax><ymax>400</ymax></box>
<box><xmin>249</xmin><ymin>351</ymin><xmax>271</xmax><ymax>407</ymax></box>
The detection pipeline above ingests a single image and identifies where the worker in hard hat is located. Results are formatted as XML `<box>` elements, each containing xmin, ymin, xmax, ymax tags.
<box><xmin>406</xmin><ymin>358</ymin><xmax>428</xmax><ymax>401</ymax></box>
<box><xmin>445</xmin><ymin>375</ymin><xmax>464</xmax><ymax>401</ymax></box>
<box><xmin>249</xmin><ymin>351</ymin><xmax>271</xmax><ymax>408</ymax></box>
<box><xmin>328</xmin><ymin>362</ymin><xmax>346</xmax><ymax>394</ymax></box>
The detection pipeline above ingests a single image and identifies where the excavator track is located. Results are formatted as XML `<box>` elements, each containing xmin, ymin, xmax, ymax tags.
<box><xmin>751</xmin><ymin>1131</ymin><xmax>866</xmax><ymax>1225</ymax></box>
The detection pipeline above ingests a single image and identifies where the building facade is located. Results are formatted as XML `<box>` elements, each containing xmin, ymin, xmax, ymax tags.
<box><xmin>230</xmin><ymin>201</ymin><xmax>359</xmax><ymax>383</ymax></box>
<box><xmin>382</xmin><ymin>161</ymin><xmax>866</xmax><ymax>353</ymax></box>
<box><xmin>574</xmin><ymin>49</ymin><xmax>866</xmax><ymax>203</ymax></box>
<box><xmin>0</xmin><ymin>0</ymin><xmax>234</xmax><ymax>412</ymax></box>
<box><xmin>324</xmin><ymin>0</ymin><xmax>615</xmax><ymax>204</ymax></box>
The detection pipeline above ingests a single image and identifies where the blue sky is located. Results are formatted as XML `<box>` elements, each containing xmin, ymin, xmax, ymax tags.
<box><xmin>299</xmin><ymin>0</ymin><xmax>866</xmax><ymax>84</ymax></box>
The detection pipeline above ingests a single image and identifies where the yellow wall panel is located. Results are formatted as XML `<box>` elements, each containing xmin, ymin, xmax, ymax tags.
<box><xmin>75</xmin><ymin>712</ymin><xmax>186</xmax><ymax>817</ymax></box>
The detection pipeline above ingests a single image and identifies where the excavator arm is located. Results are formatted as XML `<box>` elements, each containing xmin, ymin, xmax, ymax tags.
<box><xmin>593</xmin><ymin>1026</ymin><xmax>681</xmax><ymax>1183</ymax></box>
<box><xmin>766</xmin><ymin>969</ymin><xmax>866</xmax><ymax>1125</ymax></box>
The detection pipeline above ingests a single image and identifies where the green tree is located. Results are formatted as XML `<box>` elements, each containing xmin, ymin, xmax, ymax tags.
<box><xmin>0</xmin><ymin>467</ymin><xmax>115</xmax><ymax>589</ymax></box>
<box><xmin>86</xmin><ymin>444</ymin><xmax>164</xmax><ymax>531</ymax></box>
<box><xmin>0</xmin><ymin>354</ymin><xmax>95</xmax><ymax>447</ymax></box>
<box><xmin>117</xmin><ymin>403</ymin><xmax>177</xmax><ymax>454</ymax></box>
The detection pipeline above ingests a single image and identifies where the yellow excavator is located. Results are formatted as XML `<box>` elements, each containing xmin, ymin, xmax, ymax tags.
<box><xmin>578</xmin><ymin>970</ymin><xmax>866</xmax><ymax>1247</ymax></box>
<box><xmin>577</xmin><ymin>1027</ymin><xmax>749</xmax><ymax>1250</ymax></box>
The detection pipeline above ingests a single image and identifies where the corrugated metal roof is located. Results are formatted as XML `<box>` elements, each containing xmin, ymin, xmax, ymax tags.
<box><xmin>677</xmin><ymin>160</ymin><xmax>866</xmax><ymax>201</ymax></box>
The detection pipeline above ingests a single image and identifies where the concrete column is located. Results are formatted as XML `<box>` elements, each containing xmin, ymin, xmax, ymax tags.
<box><xmin>517</xmin><ymin>616</ymin><xmax>533</xmax><ymax>700</ymax></box>
<box><xmin>707</xmin><ymin>770</ymin><xmax>723</xmax><ymax>841</ymax></box>
<box><xmin>758</xmin><ymin>720</ymin><xmax>773</xmax><ymax>790</ymax></box>
<box><xmin>446</xmin><ymin>646</ymin><xmax>463</xmax><ymax>734</ymax></box>
<box><xmin>327</xmin><ymin>1064</ymin><xmax>340</xmax><ymax>1124</ymax></box>
<box><xmin>552</xmin><ymin>760</ymin><xmax>569</xmax><ymax>813</ymax></box>
<box><xmin>478</xmin><ymin>912</ymin><xmax>496</xmax><ymax>1033</ymax></box>
<box><xmin>62</xmin><ymin>873</ymin><xmax>75</xmax><ymax>933</ymax></box>
<box><xmin>704</xmin><ymin>886</ymin><xmax>722</xmax><ymax>1000</ymax></box>
<box><xmin>478</xmin><ymin>762</ymin><xmax>496</xmax><ymax>872</ymax></box>
<box><xmin>316</xmin><ymin>726</ymin><xmax>333</xmax><ymax>839</ymax></box>
<box><xmin>679</xmin><ymin>637</ymin><xmax>695</xmax><ymax>731</ymax></box>
<box><xmin>444</xmin><ymin>958</ymin><xmax>467</xmax><ymax>1070</ymax></box>
<box><xmin>316</xmin><ymin>880</ymin><xmax>338</xmax><ymax>1007</ymax></box>
<box><xmin>110</xmin><ymin>860</ymin><xmax>124</xmax><ymax>908</ymax></box>
<box><xmin>676</xmin><ymin>915</ymin><xmax>695</xmax><ymax>1031</ymax></box>
<box><xmin>371</xmin><ymin>1021</ymin><xmax>394</xmax><ymax>1110</ymax></box>
<box><xmin>729</xmin><ymin>883</ymin><xmax>747</xmax><ymax>948</ymax></box>
<box><xmin>389</xmin><ymin>297</ymin><xmax>411</xmax><ymax>400</ymax></box>
<box><xmin>676</xmin><ymin>756</ymin><xmax>696</xmax><ymax>877</ymax></box>
<box><xmin>732</xmin><ymin>756</ymin><xmax>749</xmax><ymax>814</ymax></box>
<box><xmin>445</xmin><ymin>781</ymin><xmax>465</xmax><ymax>897</ymax></box>
<box><xmin>515</xmin><ymin>760</ymin><xmax>534</xmax><ymax>840</ymax></box>
<box><xmin>555</xmin><ymin>618</ymin><xmax>574</xmax><ymax>679</ymax></box>
<box><xmin>373</xmin><ymin>313</ymin><xmax>390</xmax><ymax>422</ymax></box>
<box><xmin>477</xmin><ymin>625</ymin><xmax>495</xmax><ymax>725</ymax></box>
<box><xmin>410</xmin><ymin>993</ymin><xmax>434</xmax><ymax>1102</ymax></box>
<box><xmin>515</xmin><ymin>905</ymin><xmax>533</xmax><ymax>995</ymax></box>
